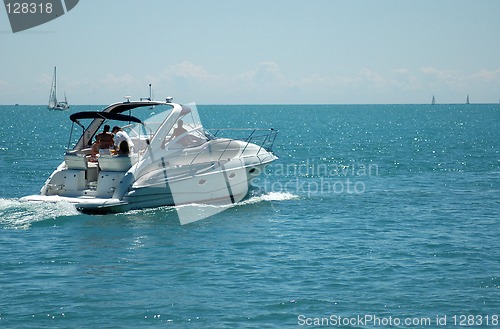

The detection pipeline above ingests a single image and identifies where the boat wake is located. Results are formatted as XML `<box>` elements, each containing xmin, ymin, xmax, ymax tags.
<box><xmin>171</xmin><ymin>191</ymin><xmax>299</xmax><ymax>225</ymax></box>
<box><xmin>0</xmin><ymin>198</ymin><xmax>79</xmax><ymax>229</ymax></box>
<box><xmin>240</xmin><ymin>191</ymin><xmax>299</xmax><ymax>205</ymax></box>
<box><xmin>1</xmin><ymin>191</ymin><xmax>299</xmax><ymax>228</ymax></box>
<box><xmin>173</xmin><ymin>191</ymin><xmax>299</xmax><ymax>210</ymax></box>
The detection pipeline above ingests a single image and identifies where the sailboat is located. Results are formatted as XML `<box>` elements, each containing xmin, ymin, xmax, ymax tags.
<box><xmin>48</xmin><ymin>66</ymin><xmax>69</xmax><ymax>110</ymax></box>
<box><xmin>466</xmin><ymin>94</ymin><xmax>470</xmax><ymax>104</ymax></box>
<box><xmin>431</xmin><ymin>95</ymin><xmax>436</xmax><ymax>105</ymax></box>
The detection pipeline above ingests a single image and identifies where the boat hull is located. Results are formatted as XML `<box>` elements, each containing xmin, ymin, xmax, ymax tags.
<box><xmin>21</xmin><ymin>195</ymin><xmax>130</xmax><ymax>214</ymax></box>
<box><xmin>22</xmin><ymin>157</ymin><xmax>275</xmax><ymax>214</ymax></box>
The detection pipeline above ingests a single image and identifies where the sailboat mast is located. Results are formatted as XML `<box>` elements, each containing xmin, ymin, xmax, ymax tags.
<box><xmin>48</xmin><ymin>66</ymin><xmax>57</xmax><ymax>108</ymax></box>
<box><xmin>54</xmin><ymin>66</ymin><xmax>57</xmax><ymax>102</ymax></box>
<box><xmin>52</xmin><ymin>66</ymin><xmax>58</xmax><ymax>104</ymax></box>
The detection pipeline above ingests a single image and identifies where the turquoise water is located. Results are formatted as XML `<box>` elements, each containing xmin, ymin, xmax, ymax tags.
<box><xmin>0</xmin><ymin>104</ymin><xmax>499</xmax><ymax>328</ymax></box>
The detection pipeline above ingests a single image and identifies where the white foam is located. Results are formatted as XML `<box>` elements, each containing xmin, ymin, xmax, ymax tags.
<box><xmin>240</xmin><ymin>191</ymin><xmax>299</xmax><ymax>205</ymax></box>
<box><xmin>171</xmin><ymin>191</ymin><xmax>299</xmax><ymax>224</ymax></box>
<box><xmin>0</xmin><ymin>198</ymin><xmax>79</xmax><ymax>229</ymax></box>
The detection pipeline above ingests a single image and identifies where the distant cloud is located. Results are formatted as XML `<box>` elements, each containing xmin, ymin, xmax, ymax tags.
<box><xmin>68</xmin><ymin>61</ymin><xmax>497</xmax><ymax>103</ymax></box>
<box><xmin>152</xmin><ymin>61</ymin><xmax>296</xmax><ymax>102</ymax></box>
<box><xmin>0</xmin><ymin>80</ymin><xmax>10</xmax><ymax>89</ymax></box>
<box><xmin>236</xmin><ymin>62</ymin><xmax>293</xmax><ymax>92</ymax></box>
<box><xmin>470</xmin><ymin>68</ymin><xmax>500</xmax><ymax>82</ymax></box>
<box><xmin>357</xmin><ymin>69</ymin><xmax>388</xmax><ymax>88</ymax></box>
<box><xmin>421</xmin><ymin>66</ymin><xmax>466</xmax><ymax>89</ymax></box>
<box><xmin>101</xmin><ymin>73</ymin><xmax>137</xmax><ymax>88</ymax></box>
<box><xmin>8</xmin><ymin>61</ymin><xmax>496</xmax><ymax>104</ymax></box>
<box><xmin>393</xmin><ymin>68</ymin><xmax>410</xmax><ymax>75</ymax></box>
<box><xmin>169</xmin><ymin>61</ymin><xmax>211</xmax><ymax>79</ymax></box>
<box><xmin>421</xmin><ymin>66</ymin><xmax>500</xmax><ymax>93</ymax></box>
<box><xmin>252</xmin><ymin>62</ymin><xmax>284</xmax><ymax>85</ymax></box>
<box><xmin>391</xmin><ymin>68</ymin><xmax>422</xmax><ymax>90</ymax></box>
<box><xmin>36</xmin><ymin>73</ymin><xmax>52</xmax><ymax>86</ymax></box>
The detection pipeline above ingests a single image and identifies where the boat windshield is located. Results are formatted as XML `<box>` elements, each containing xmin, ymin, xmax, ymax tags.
<box><xmin>126</xmin><ymin>104</ymin><xmax>173</xmax><ymax>140</ymax></box>
<box><xmin>160</xmin><ymin>103</ymin><xmax>209</xmax><ymax>149</ymax></box>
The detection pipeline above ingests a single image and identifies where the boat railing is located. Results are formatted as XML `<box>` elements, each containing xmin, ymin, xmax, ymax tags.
<box><xmin>212</xmin><ymin>128</ymin><xmax>277</xmax><ymax>148</ymax></box>
<box><xmin>188</xmin><ymin>128</ymin><xmax>278</xmax><ymax>165</ymax></box>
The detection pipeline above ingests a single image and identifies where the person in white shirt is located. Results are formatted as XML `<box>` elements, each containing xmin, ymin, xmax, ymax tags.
<box><xmin>111</xmin><ymin>126</ymin><xmax>135</xmax><ymax>153</ymax></box>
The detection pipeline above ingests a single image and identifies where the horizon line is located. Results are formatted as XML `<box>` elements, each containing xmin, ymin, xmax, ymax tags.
<box><xmin>2</xmin><ymin>102</ymin><xmax>500</xmax><ymax>107</ymax></box>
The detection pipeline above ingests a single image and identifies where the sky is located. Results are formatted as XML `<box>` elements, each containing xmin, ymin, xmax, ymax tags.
<box><xmin>1</xmin><ymin>0</ymin><xmax>499</xmax><ymax>105</ymax></box>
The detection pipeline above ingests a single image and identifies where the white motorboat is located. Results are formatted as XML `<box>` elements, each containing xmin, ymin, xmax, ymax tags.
<box><xmin>23</xmin><ymin>97</ymin><xmax>278</xmax><ymax>218</ymax></box>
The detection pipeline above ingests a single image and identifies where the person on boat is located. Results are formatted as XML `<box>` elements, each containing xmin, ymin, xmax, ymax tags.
<box><xmin>96</xmin><ymin>125</ymin><xmax>114</xmax><ymax>148</ymax></box>
<box><xmin>162</xmin><ymin>119</ymin><xmax>188</xmax><ymax>148</ymax></box>
<box><xmin>112</xmin><ymin>126</ymin><xmax>134</xmax><ymax>153</ymax></box>
<box><xmin>90</xmin><ymin>124</ymin><xmax>114</xmax><ymax>159</ymax></box>
<box><xmin>116</xmin><ymin>140</ymin><xmax>130</xmax><ymax>156</ymax></box>
<box><xmin>172</xmin><ymin>119</ymin><xmax>188</xmax><ymax>138</ymax></box>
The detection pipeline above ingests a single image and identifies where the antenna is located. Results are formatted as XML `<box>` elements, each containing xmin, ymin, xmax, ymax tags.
<box><xmin>140</xmin><ymin>83</ymin><xmax>154</xmax><ymax>101</ymax></box>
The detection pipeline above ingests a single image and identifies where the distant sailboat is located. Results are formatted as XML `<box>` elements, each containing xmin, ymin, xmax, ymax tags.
<box><xmin>431</xmin><ymin>95</ymin><xmax>436</xmax><ymax>105</ymax></box>
<box><xmin>48</xmin><ymin>66</ymin><xmax>69</xmax><ymax>110</ymax></box>
<box><xmin>466</xmin><ymin>94</ymin><xmax>470</xmax><ymax>104</ymax></box>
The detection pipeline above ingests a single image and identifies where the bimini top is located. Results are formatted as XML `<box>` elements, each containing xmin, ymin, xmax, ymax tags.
<box><xmin>67</xmin><ymin>100</ymin><xmax>194</xmax><ymax>151</ymax></box>
<box><xmin>101</xmin><ymin>100</ymin><xmax>192</xmax><ymax>117</ymax></box>
<box><xmin>105</xmin><ymin>101</ymin><xmax>166</xmax><ymax>113</ymax></box>
<box><xmin>69</xmin><ymin>111</ymin><xmax>142</xmax><ymax>124</ymax></box>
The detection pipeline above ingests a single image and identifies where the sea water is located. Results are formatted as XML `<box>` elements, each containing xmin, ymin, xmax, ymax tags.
<box><xmin>0</xmin><ymin>104</ymin><xmax>499</xmax><ymax>328</ymax></box>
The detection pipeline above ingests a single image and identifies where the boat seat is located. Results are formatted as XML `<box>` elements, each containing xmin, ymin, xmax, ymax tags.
<box><xmin>98</xmin><ymin>154</ymin><xmax>139</xmax><ymax>172</ymax></box>
<box><xmin>64</xmin><ymin>153</ymin><xmax>88</xmax><ymax>170</ymax></box>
